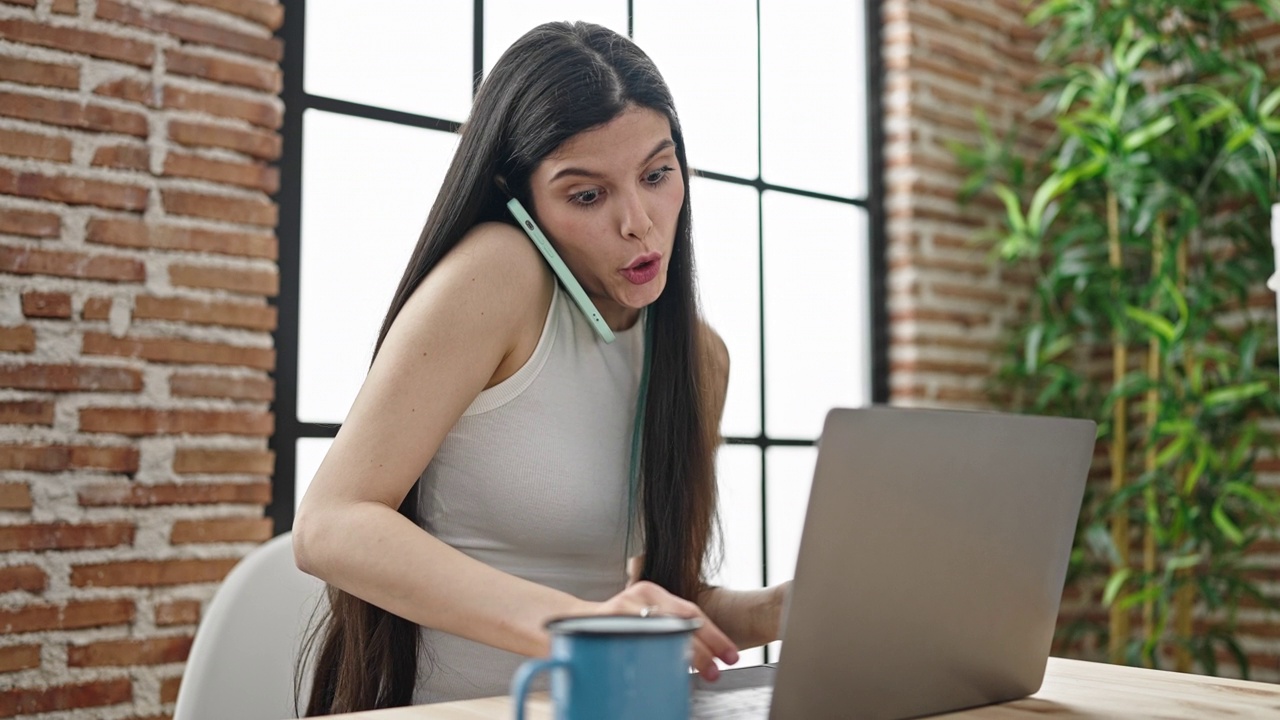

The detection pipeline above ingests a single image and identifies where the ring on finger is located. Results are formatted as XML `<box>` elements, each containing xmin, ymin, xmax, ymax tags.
<box><xmin>639</xmin><ymin>605</ymin><xmax>659</xmax><ymax>618</ymax></box>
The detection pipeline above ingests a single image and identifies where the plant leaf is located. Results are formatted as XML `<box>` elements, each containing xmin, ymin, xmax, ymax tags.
<box><xmin>1122</xmin><ymin>116</ymin><xmax>1177</xmax><ymax>152</ymax></box>
<box><xmin>1103</xmin><ymin>567</ymin><xmax>1132</xmax><ymax>607</ymax></box>
<box><xmin>1212</xmin><ymin>503</ymin><xmax>1245</xmax><ymax>545</ymax></box>
<box><xmin>1203</xmin><ymin>382</ymin><xmax>1270</xmax><ymax>408</ymax></box>
<box><xmin>1125</xmin><ymin>306</ymin><xmax>1176</xmax><ymax>342</ymax></box>
<box><xmin>993</xmin><ymin>184</ymin><xmax>1028</xmax><ymax>236</ymax></box>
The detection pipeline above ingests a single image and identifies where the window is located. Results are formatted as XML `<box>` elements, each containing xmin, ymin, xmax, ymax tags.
<box><xmin>272</xmin><ymin>0</ymin><xmax>886</xmax><ymax>666</ymax></box>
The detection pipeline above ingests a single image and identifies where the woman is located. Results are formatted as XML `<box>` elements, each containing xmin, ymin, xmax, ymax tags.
<box><xmin>293</xmin><ymin>21</ymin><xmax>788</xmax><ymax>714</ymax></box>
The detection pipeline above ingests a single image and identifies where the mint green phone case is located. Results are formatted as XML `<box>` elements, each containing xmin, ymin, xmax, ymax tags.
<box><xmin>506</xmin><ymin>198</ymin><xmax>616</xmax><ymax>343</ymax></box>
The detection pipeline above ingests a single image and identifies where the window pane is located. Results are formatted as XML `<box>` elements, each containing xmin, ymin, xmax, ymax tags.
<box><xmin>762</xmin><ymin>192</ymin><xmax>869</xmax><ymax>439</ymax></box>
<box><xmin>483</xmin><ymin>1</ymin><xmax>628</xmax><ymax>77</ymax></box>
<box><xmin>760</xmin><ymin>0</ymin><xmax>867</xmax><ymax>197</ymax></box>
<box><xmin>305</xmin><ymin>0</ymin><xmax>472</xmax><ymax>123</ymax></box>
<box><xmin>709</xmin><ymin>443</ymin><xmax>764</xmax><ymax>669</ymax></box>
<box><xmin>691</xmin><ymin>177</ymin><xmax>760</xmax><ymax>438</ymax></box>
<box><xmin>633</xmin><ymin>0</ymin><xmax>758</xmax><ymax>178</ymax></box>
<box><xmin>709</xmin><ymin>444</ymin><xmax>762</xmax><ymax>591</ymax></box>
<box><xmin>295</xmin><ymin>437</ymin><xmax>334</xmax><ymax>512</ymax></box>
<box><xmin>765</xmin><ymin>445</ymin><xmax>817</xmax><ymax>586</ymax></box>
<box><xmin>298</xmin><ymin>110</ymin><xmax>458</xmax><ymax>423</ymax></box>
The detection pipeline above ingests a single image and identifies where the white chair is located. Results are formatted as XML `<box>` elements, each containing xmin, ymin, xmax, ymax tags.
<box><xmin>174</xmin><ymin>532</ymin><xmax>327</xmax><ymax>720</ymax></box>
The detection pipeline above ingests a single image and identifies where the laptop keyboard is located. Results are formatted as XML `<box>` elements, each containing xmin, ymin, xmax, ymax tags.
<box><xmin>691</xmin><ymin>685</ymin><xmax>774</xmax><ymax>719</ymax></box>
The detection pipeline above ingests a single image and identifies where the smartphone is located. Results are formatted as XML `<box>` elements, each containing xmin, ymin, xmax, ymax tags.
<box><xmin>506</xmin><ymin>197</ymin><xmax>616</xmax><ymax>343</ymax></box>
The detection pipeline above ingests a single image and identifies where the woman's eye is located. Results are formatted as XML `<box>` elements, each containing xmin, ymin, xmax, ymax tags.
<box><xmin>571</xmin><ymin>189</ymin><xmax>601</xmax><ymax>206</ymax></box>
<box><xmin>646</xmin><ymin>166</ymin><xmax>674</xmax><ymax>184</ymax></box>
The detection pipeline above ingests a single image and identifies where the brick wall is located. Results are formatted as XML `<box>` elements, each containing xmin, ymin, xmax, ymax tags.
<box><xmin>0</xmin><ymin>0</ymin><xmax>283</xmax><ymax>717</ymax></box>
<box><xmin>884</xmin><ymin>0</ymin><xmax>1280</xmax><ymax>682</ymax></box>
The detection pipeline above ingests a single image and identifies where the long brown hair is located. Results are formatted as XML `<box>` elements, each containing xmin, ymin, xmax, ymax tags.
<box><xmin>298</xmin><ymin>21</ymin><xmax>718</xmax><ymax>715</ymax></box>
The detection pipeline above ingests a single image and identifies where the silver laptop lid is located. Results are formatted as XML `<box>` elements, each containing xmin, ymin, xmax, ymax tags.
<box><xmin>770</xmin><ymin>407</ymin><xmax>1095</xmax><ymax>720</ymax></box>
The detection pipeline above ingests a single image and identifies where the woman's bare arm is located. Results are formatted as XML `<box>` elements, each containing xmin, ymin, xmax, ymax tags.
<box><xmin>695</xmin><ymin>322</ymin><xmax>790</xmax><ymax>650</ymax></box>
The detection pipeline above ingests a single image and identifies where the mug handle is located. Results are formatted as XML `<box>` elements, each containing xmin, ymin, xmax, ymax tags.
<box><xmin>510</xmin><ymin>657</ymin><xmax>570</xmax><ymax>720</ymax></box>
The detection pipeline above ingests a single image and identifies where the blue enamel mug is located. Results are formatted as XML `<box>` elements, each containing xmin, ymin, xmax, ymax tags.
<box><xmin>511</xmin><ymin>615</ymin><xmax>701</xmax><ymax>720</ymax></box>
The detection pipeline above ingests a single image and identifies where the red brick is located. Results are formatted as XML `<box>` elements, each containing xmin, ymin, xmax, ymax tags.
<box><xmin>0</xmin><ymin>167</ymin><xmax>148</xmax><ymax>211</ymax></box>
<box><xmin>936</xmin><ymin>386</ymin><xmax>993</xmax><ymax>404</ymax></box>
<box><xmin>162</xmin><ymin>84</ymin><xmax>281</xmax><ymax>128</ymax></box>
<box><xmin>0</xmin><ymin>483</ymin><xmax>32</xmax><ymax>510</ymax></box>
<box><xmin>168</xmin><ymin>118</ymin><xmax>281</xmax><ymax>160</ymax></box>
<box><xmin>171</xmin><ymin>516</ymin><xmax>271</xmax><ymax>543</ymax></box>
<box><xmin>0</xmin><ymin>645</ymin><xmax>39</xmax><ymax>674</ymax></box>
<box><xmin>164</xmin><ymin>48</ymin><xmax>281</xmax><ymax>92</ymax></box>
<box><xmin>168</xmin><ymin>263</ymin><xmax>278</xmax><ymax>296</ymax></box>
<box><xmin>21</xmin><ymin>291</ymin><xmax>71</xmax><ymax>319</ymax></box>
<box><xmin>889</xmin><ymin>307</ymin><xmax>993</xmax><ymax>329</ymax></box>
<box><xmin>1246</xmin><ymin>23</ymin><xmax>1280</xmax><ymax>43</ymax></box>
<box><xmin>931</xmin><ymin>282</ymin><xmax>1011</xmax><ymax>305</ymax></box>
<box><xmin>51</xmin><ymin>0</ymin><xmax>77</xmax><ymax>13</ymax></box>
<box><xmin>67</xmin><ymin>635</ymin><xmax>192</xmax><ymax>667</ymax></box>
<box><xmin>78</xmin><ymin>480</ymin><xmax>271</xmax><ymax>506</ymax></box>
<box><xmin>0</xmin><ymin>91</ymin><xmax>148</xmax><ymax>136</ymax></box>
<box><xmin>91</xmin><ymin>143</ymin><xmax>150</xmax><ymax>172</ymax></box>
<box><xmin>178</xmin><ymin>0</ymin><xmax>283</xmax><ymax>29</ymax></box>
<box><xmin>0</xmin><ymin>364</ymin><xmax>143</xmax><ymax>392</ymax></box>
<box><xmin>892</xmin><ymin>359</ymin><xmax>994</xmax><ymax>377</ymax></box>
<box><xmin>891</xmin><ymin>254</ymin><xmax>991</xmax><ymax>277</ymax></box>
<box><xmin>173</xmin><ymin>447</ymin><xmax>273</xmax><ymax>474</ymax></box>
<box><xmin>0</xmin><ymin>445</ymin><xmax>140</xmax><ymax>473</ymax></box>
<box><xmin>0</xmin><ymin>128</ymin><xmax>72</xmax><ymax>162</ymax></box>
<box><xmin>0</xmin><ymin>566</ymin><xmax>45</xmax><ymax>593</ymax></box>
<box><xmin>160</xmin><ymin>676</ymin><xmax>181</xmax><ymax>704</ymax></box>
<box><xmin>0</xmin><ymin>327</ymin><xmax>35</xmax><ymax>353</ymax></box>
<box><xmin>87</xmin><ymin>216</ymin><xmax>277</xmax><ymax>258</ymax></box>
<box><xmin>82</xmin><ymin>297</ymin><xmax>112</xmax><ymax>320</ymax></box>
<box><xmin>0</xmin><ymin>522</ymin><xmax>134</xmax><ymax>551</ymax></box>
<box><xmin>163</xmin><ymin>152</ymin><xmax>279</xmax><ymax>193</ymax></box>
<box><xmin>161</xmin><ymin>189</ymin><xmax>276</xmax><ymax>226</ymax></box>
<box><xmin>154</xmin><ymin>599</ymin><xmax>200</xmax><ymax>626</ymax></box>
<box><xmin>169</xmin><ymin>372</ymin><xmax>273</xmax><ymax>401</ymax></box>
<box><xmin>133</xmin><ymin>295</ymin><xmax>277</xmax><ymax>330</ymax></box>
<box><xmin>0</xmin><ymin>56</ymin><xmax>78</xmax><ymax>89</ymax></box>
<box><xmin>92</xmin><ymin>76</ymin><xmax>155</xmax><ymax>106</ymax></box>
<box><xmin>0</xmin><ymin>208</ymin><xmax>59</xmax><ymax>239</ymax></box>
<box><xmin>82</xmin><ymin>332</ymin><xmax>276</xmax><ymax>370</ymax></box>
<box><xmin>0</xmin><ymin>679</ymin><xmax>132</xmax><ymax>716</ymax></box>
<box><xmin>71</xmin><ymin>557</ymin><xmax>239</xmax><ymax>587</ymax></box>
<box><xmin>0</xmin><ymin>18</ymin><xmax>153</xmax><ymax>67</ymax></box>
<box><xmin>79</xmin><ymin>407</ymin><xmax>274</xmax><ymax>436</ymax></box>
<box><xmin>0</xmin><ymin>401</ymin><xmax>54</xmax><ymax>425</ymax></box>
<box><xmin>96</xmin><ymin>0</ymin><xmax>283</xmax><ymax>60</ymax></box>
<box><xmin>0</xmin><ymin>246</ymin><xmax>145</xmax><ymax>282</ymax></box>
<box><xmin>924</xmin><ymin>335</ymin><xmax>1005</xmax><ymax>353</ymax></box>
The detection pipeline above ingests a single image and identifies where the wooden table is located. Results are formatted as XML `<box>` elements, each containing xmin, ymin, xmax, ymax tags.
<box><xmin>325</xmin><ymin>656</ymin><xmax>1280</xmax><ymax>719</ymax></box>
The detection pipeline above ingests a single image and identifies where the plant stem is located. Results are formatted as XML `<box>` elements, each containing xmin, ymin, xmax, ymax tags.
<box><xmin>1141</xmin><ymin>213</ymin><xmax>1165</xmax><ymax>665</ymax></box>
<box><xmin>1173</xmin><ymin>237</ymin><xmax>1193</xmax><ymax>674</ymax></box>
<box><xmin>1108</xmin><ymin>189</ymin><xmax>1130</xmax><ymax>665</ymax></box>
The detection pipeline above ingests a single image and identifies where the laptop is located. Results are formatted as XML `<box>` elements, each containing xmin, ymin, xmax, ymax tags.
<box><xmin>691</xmin><ymin>406</ymin><xmax>1096</xmax><ymax>720</ymax></box>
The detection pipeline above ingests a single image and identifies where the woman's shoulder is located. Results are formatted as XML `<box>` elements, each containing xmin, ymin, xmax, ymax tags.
<box><xmin>411</xmin><ymin>221</ymin><xmax>552</xmax><ymax>305</ymax></box>
<box><xmin>393</xmin><ymin>222</ymin><xmax>554</xmax><ymax>368</ymax></box>
<box><xmin>449</xmin><ymin>221</ymin><xmax>549</xmax><ymax>285</ymax></box>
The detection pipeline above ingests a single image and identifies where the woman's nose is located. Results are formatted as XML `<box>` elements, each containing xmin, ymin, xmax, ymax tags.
<box><xmin>619</xmin><ymin>189</ymin><xmax>654</xmax><ymax>242</ymax></box>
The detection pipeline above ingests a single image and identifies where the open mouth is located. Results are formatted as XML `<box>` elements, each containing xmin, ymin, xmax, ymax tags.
<box><xmin>620</xmin><ymin>254</ymin><xmax>661</xmax><ymax>285</ymax></box>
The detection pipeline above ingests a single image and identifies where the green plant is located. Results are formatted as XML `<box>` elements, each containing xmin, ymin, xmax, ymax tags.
<box><xmin>954</xmin><ymin>0</ymin><xmax>1280</xmax><ymax>675</ymax></box>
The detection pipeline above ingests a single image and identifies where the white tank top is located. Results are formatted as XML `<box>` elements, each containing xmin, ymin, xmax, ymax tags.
<box><xmin>412</xmin><ymin>283</ymin><xmax>646</xmax><ymax>704</ymax></box>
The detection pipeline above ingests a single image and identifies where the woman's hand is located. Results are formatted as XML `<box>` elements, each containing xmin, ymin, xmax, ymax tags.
<box><xmin>571</xmin><ymin>581</ymin><xmax>739</xmax><ymax>681</ymax></box>
<box><xmin>693</xmin><ymin>581</ymin><xmax>790</xmax><ymax>651</ymax></box>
